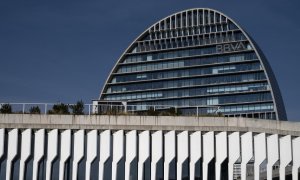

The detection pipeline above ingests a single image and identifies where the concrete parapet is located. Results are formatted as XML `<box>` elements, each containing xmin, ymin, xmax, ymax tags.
<box><xmin>0</xmin><ymin>114</ymin><xmax>299</xmax><ymax>136</ymax></box>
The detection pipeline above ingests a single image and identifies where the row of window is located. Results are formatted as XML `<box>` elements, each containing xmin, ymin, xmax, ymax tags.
<box><xmin>225</xmin><ymin>112</ymin><xmax>276</xmax><ymax>120</ymax></box>
<box><xmin>214</xmin><ymin>103</ymin><xmax>274</xmax><ymax>113</ymax></box>
<box><xmin>150</xmin><ymin>10</ymin><xmax>227</xmax><ymax>31</ymax></box>
<box><xmin>145</xmin><ymin>22</ymin><xmax>239</xmax><ymax>41</ymax></box>
<box><xmin>104</xmin><ymin>83</ymin><xmax>269</xmax><ymax>101</ymax></box>
<box><xmin>134</xmin><ymin>31</ymin><xmax>246</xmax><ymax>53</ymax></box>
<box><xmin>125</xmin><ymin>41</ymin><xmax>252</xmax><ymax>64</ymax></box>
<box><xmin>123</xmin><ymin>51</ymin><xmax>256</xmax><ymax>67</ymax></box>
<box><xmin>119</xmin><ymin>50</ymin><xmax>255</xmax><ymax>75</ymax></box>
<box><xmin>127</xmin><ymin>92</ymin><xmax>272</xmax><ymax>107</ymax></box>
<box><xmin>207</xmin><ymin>82</ymin><xmax>269</xmax><ymax>94</ymax></box>
<box><xmin>129</xmin><ymin>102</ymin><xmax>274</xmax><ymax>116</ymax></box>
<box><xmin>208</xmin><ymin>93</ymin><xmax>272</xmax><ymax>105</ymax></box>
<box><xmin>112</xmin><ymin>62</ymin><xmax>261</xmax><ymax>84</ymax></box>
<box><xmin>107</xmin><ymin>72</ymin><xmax>267</xmax><ymax>93</ymax></box>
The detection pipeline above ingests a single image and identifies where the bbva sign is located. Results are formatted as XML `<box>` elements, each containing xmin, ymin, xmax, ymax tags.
<box><xmin>216</xmin><ymin>42</ymin><xmax>247</xmax><ymax>53</ymax></box>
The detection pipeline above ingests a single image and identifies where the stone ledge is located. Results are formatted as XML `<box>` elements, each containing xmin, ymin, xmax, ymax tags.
<box><xmin>0</xmin><ymin>114</ymin><xmax>299</xmax><ymax>136</ymax></box>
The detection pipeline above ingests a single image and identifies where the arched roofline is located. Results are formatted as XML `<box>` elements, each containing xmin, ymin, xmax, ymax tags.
<box><xmin>98</xmin><ymin>8</ymin><xmax>286</xmax><ymax>120</ymax></box>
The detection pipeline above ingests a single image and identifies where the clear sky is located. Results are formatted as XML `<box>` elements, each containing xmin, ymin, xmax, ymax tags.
<box><xmin>0</xmin><ymin>0</ymin><xmax>299</xmax><ymax>121</ymax></box>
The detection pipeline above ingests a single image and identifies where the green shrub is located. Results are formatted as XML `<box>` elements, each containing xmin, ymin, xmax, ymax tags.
<box><xmin>48</xmin><ymin>103</ymin><xmax>70</xmax><ymax>114</ymax></box>
<box><xmin>107</xmin><ymin>106</ymin><xmax>118</xmax><ymax>115</ymax></box>
<box><xmin>146</xmin><ymin>107</ymin><xmax>159</xmax><ymax>116</ymax></box>
<box><xmin>29</xmin><ymin>106</ymin><xmax>41</xmax><ymax>114</ymax></box>
<box><xmin>70</xmin><ymin>100</ymin><xmax>84</xmax><ymax>115</ymax></box>
<box><xmin>159</xmin><ymin>107</ymin><xmax>182</xmax><ymax>116</ymax></box>
<box><xmin>0</xmin><ymin>104</ymin><xmax>12</xmax><ymax>114</ymax></box>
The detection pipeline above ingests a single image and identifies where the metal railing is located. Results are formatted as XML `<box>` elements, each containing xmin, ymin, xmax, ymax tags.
<box><xmin>0</xmin><ymin>103</ymin><xmax>93</xmax><ymax>115</ymax></box>
<box><xmin>0</xmin><ymin>102</ymin><xmax>221</xmax><ymax>117</ymax></box>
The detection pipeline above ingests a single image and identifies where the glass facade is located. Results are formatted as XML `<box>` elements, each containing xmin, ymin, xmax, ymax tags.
<box><xmin>99</xmin><ymin>8</ymin><xmax>287</xmax><ymax>120</ymax></box>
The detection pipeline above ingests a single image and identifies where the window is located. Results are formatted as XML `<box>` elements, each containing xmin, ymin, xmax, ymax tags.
<box><xmin>247</xmin><ymin>44</ymin><xmax>253</xmax><ymax>50</ymax></box>
<box><xmin>147</xmin><ymin>55</ymin><xmax>152</xmax><ymax>61</ymax></box>
<box><xmin>207</xmin><ymin>97</ymin><xmax>219</xmax><ymax>105</ymax></box>
<box><xmin>229</xmin><ymin>22</ymin><xmax>238</xmax><ymax>30</ymax></box>
<box><xmin>137</xmin><ymin>74</ymin><xmax>147</xmax><ymax>79</ymax></box>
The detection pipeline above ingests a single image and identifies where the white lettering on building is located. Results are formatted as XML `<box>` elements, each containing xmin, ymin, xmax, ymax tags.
<box><xmin>216</xmin><ymin>42</ymin><xmax>246</xmax><ymax>53</ymax></box>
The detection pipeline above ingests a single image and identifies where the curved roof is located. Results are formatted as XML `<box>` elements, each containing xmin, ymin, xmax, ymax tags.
<box><xmin>99</xmin><ymin>8</ymin><xmax>287</xmax><ymax>120</ymax></box>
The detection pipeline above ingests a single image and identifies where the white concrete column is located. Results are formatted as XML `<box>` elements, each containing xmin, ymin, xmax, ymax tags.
<box><xmin>228</xmin><ymin>132</ymin><xmax>240</xmax><ymax>180</ymax></box>
<box><xmin>151</xmin><ymin>131</ymin><xmax>163</xmax><ymax>180</ymax></box>
<box><xmin>32</xmin><ymin>129</ymin><xmax>45</xmax><ymax>180</ymax></box>
<box><xmin>59</xmin><ymin>130</ymin><xmax>71</xmax><ymax>180</ymax></box>
<box><xmin>125</xmin><ymin>130</ymin><xmax>137</xmax><ymax>180</ymax></box>
<box><xmin>72</xmin><ymin>130</ymin><xmax>85</xmax><ymax>180</ymax></box>
<box><xmin>138</xmin><ymin>131</ymin><xmax>150</xmax><ymax>180</ymax></box>
<box><xmin>254</xmin><ymin>133</ymin><xmax>266</xmax><ymax>180</ymax></box>
<box><xmin>177</xmin><ymin>131</ymin><xmax>188</xmax><ymax>179</ymax></box>
<box><xmin>6</xmin><ymin>129</ymin><xmax>18</xmax><ymax>180</ymax></box>
<box><xmin>292</xmin><ymin>137</ymin><xmax>300</xmax><ymax>180</ymax></box>
<box><xmin>189</xmin><ymin>131</ymin><xmax>201</xmax><ymax>180</ymax></box>
<box><xmin>215</xmin><ymin>132</ymin><xmax>227</xmax><ymax>180</ymax></box>
<box><xmin>202</xmin><ymin>10</ymin><xmax>205</xmax><ymax>25</ymax></box>
<box><xmin>19</xmin><ymin>129</ymin><xmax>32</xmax><ymax>180</ymax></box>
<box><xmin>0</xmin><ymin>129</ymin><xmax>4</xmax><ymax>160</ymax></box>
<box><xmin>45</xmin><ymin>129</ymin><xmax>58</xmax><ymax>180</ymax></box>
<box><xmin>279</xmin><ymin>135</ymin><xmax>292</xmax><ymax>180</ymax></box>
<box><xmin>241</xmin><ymin>132</ymin><xmax>253</xmax><ymax>180</ymax></box>
<box><xmin>112</xmin><ymin>130</ymin><xmax>124</xmax><ymax>180</ymax></box>
<box><xmin>203</xmin><ymin>131</ymin><xmax>214</xmax><ymax>180</ymax></box>
<box><xmin>164</xmin><ymin>131</ymin><xmax>176</xmax><ymax>180</ymax></box>
<box><xmin>85</xmin><ymin>130</ymin><xmax>98</xmax><ymax>180</ymax></box>
<box><xmin>99</xmin><ymin>130</ymin><xmax>111</xmax><ymax>180</ymax></box>
<box><xmin>92</xmin><ymin>100</ymin><xmax>99</xmax><ymax>114</ymax></box>
<box><xmin>266</xmin><ymin>134</ymin><xmax>279</xmax><ymax>180</ymax></box>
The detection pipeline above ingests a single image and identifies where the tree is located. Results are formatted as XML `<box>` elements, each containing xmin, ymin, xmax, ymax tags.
<box><xmin>146</xmin><ymin>107</ymin><xmax>159</xmax><ymax>116</ymax></box>
<box><xmin>29</xmin><ymin>106</ymin><xmax>41</xmax><ymax>114</ymax></box>
<box><xmin>0</xmin><ymin>104</ymin><xmax>12</xmax><ymax>114</ymax></box>
<box><xmin>48</xmin><ymin>103</ymin><xmax>70</xmax><ymax>114</ymax></box>
<box><xmin>159</xmin><ymin>107</ymin><xmax>182</xmax><ymax>116</ymax></box>
<box><xmin>70</xmin><ymin>100</ymin><xmax>84</xmax><ymax>115</ymax></box>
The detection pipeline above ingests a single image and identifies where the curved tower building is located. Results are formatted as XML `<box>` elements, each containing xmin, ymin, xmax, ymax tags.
<box><xmin>99</xmin><ymin>8</ymin><xmax>287</xmax><ymax>120</ymax></box>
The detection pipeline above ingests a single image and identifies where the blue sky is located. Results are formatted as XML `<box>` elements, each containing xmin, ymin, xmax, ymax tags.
<box><xmin>0</xmin><ymin>0</ymin><xmax>299</xmax><ymax>121</ymax></box>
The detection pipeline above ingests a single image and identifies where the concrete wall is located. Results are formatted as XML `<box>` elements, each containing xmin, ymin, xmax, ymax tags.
<box><xmin>0</xmin><ymin>114</ymin><xmax>300</xmax><ymax>136</ymax></box>
<box><xmin>0</xmin><ymin>114</ymin><xmax>299</xmax><ymax>179</ymax></box>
